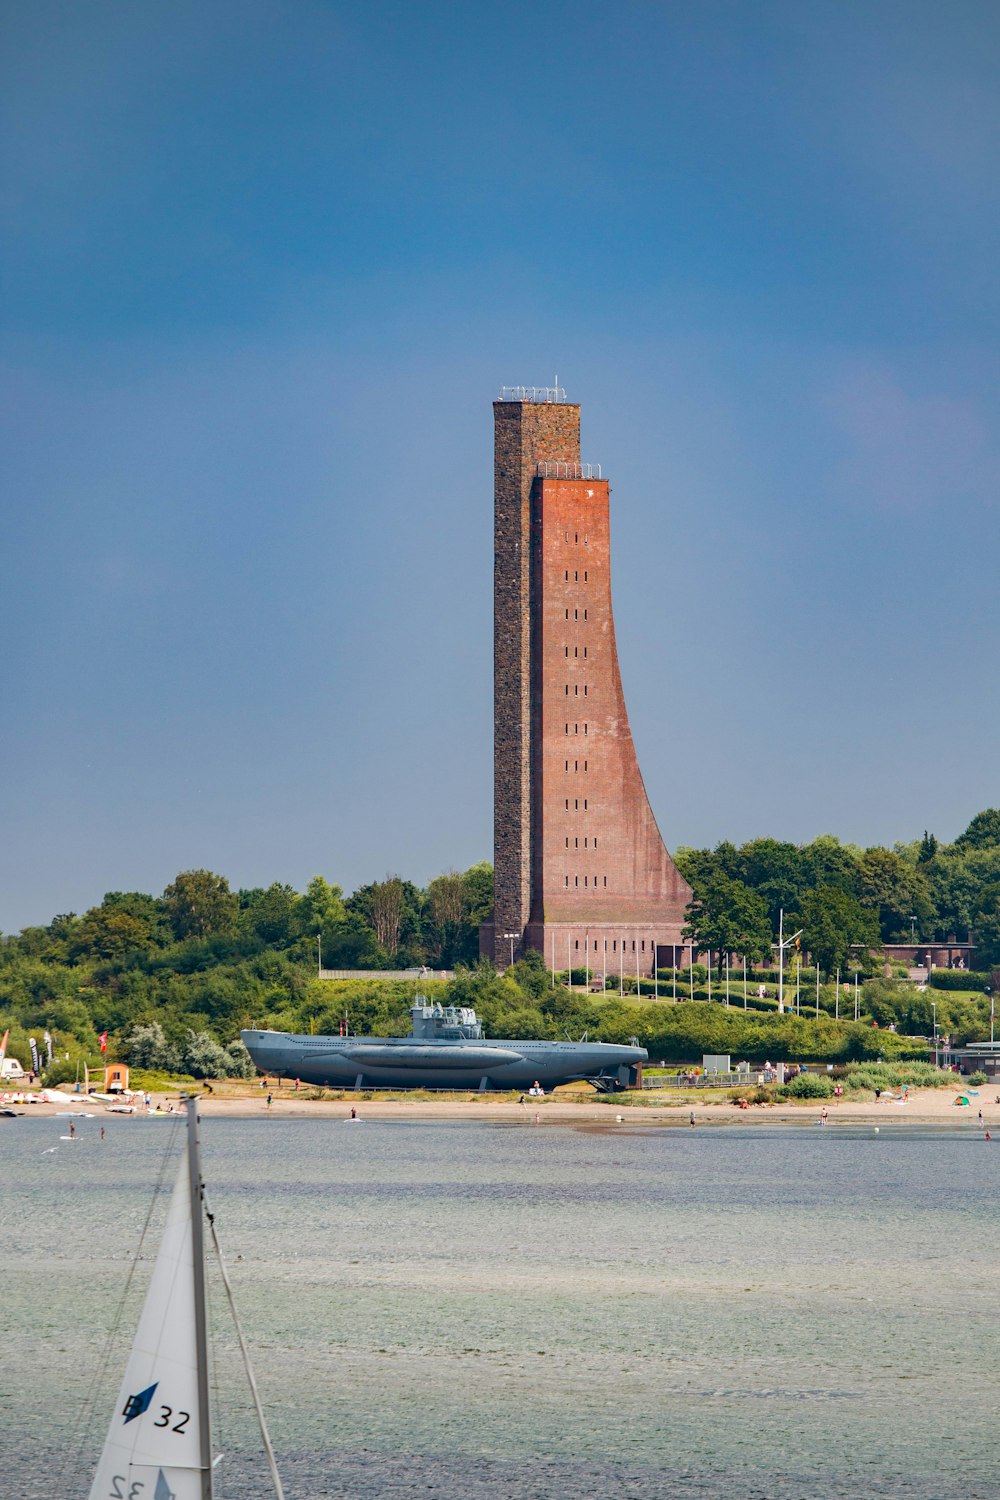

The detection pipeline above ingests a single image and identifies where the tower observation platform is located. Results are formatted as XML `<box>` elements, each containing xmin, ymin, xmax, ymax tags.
<box><xmin>480</xmin><ymin>389</ymin><xmax>691</xmax><ymax>978</ymax></box>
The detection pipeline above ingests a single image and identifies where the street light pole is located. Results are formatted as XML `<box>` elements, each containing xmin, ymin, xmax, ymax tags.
<box><xmin>317</xmin><ymin>933</ymin><xmax>322</xmax><ymax>977</ymax></box>
<box><xmin>932</xmin><ymin>1000</ymin><xmax>938</xmax><ymax>1068</ymax></box>
<box><xmin>773</xmin><ymin>909</ymin><xmax>803</xmax><ymax>1017</ymax></box>
<box><xmin>502</xmin><ymin>932</ymin><xmax>517</xmax><ymax>969</ymax></box>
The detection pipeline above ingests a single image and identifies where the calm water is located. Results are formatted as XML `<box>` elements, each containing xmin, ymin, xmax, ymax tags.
<box><xmin>1</xmin><ymin>1113</ymin><xmax>996</xmax><ymax>1499</ymax></box>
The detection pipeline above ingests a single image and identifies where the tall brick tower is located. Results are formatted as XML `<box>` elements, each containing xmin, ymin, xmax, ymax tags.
<box><xmin>482</xmin><ymin>386</ymin><xmax>691</xmax><ymax>975</ymax></box>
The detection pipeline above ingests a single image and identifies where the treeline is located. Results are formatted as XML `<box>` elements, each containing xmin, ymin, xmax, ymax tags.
<box><xmin>0</xmin><ymin>864</ymin><xmax>492</xmax><ymax>1074</ymax></box>
<box><xmin>676</xmin><ymin>808</ymin><xmax>1000</xmax><ymax>976</ymax></box>
<box><xmin>3</xmin><ymin>808</ymin><xmax>1000</xmax><ymax>1075</ymax></box>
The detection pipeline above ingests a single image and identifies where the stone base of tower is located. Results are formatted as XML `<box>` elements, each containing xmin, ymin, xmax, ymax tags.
<box><xmin>526</xmin><ymin>921</ymin><xmax>689</xmax><ymax>978</ymax></box>
<box><xmin>481</xmin><ymin>917</ymin><xmax>692</xmax><ymax>976</ymax></box>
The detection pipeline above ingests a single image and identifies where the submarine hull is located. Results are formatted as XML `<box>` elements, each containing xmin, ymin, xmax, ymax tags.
<box><xmin>240</xmin><ymin>1029</ymin><xmax>646</xmax><ymax>1091</ymax></box>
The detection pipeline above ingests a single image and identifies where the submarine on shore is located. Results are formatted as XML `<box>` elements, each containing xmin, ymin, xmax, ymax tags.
<box><xmin>241</xmin><ymin>996</ymin><xmax>646</xmax><ymax>1093</ymax></box>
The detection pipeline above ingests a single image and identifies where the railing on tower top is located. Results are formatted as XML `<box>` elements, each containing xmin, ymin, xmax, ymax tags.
<box><xmin>499</xmin><ymin>385</ymin><xmax>567</xmax><ymax>403</ymax></box>
<box><xmin>535</xmin><ymin>461</ymin><xmax>603</xmax><ymax>480</ymax></box>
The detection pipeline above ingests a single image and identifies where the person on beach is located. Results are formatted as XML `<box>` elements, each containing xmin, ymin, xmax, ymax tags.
<box><xmin>69</xmin><ymin>1121</ymin><xmax>75</xmax><ymax>1138</ymax></box>
<box><xmin>689</xmin><ymin>1111</ymin><xmax>696</xmax><ymax>1127</ymax></box>
<box><xmin>821</xmin><ymin>1107</ymin><xmax>829</xmax><ymax>1124</ymax></box>
<box><xmin>266</xmin><ymin>1093</ymin><xmax>272</xmax><ymax>1110</ymax></box>
<box><xmin>100</xmin><ymin>1126</ymin><xmax>105</xmax><ymax>1140</ymax></box>
<box><xmin>350</xmin><ymin>1107</ymin><xmax>357</xmax><ymax>1119</ymax></box>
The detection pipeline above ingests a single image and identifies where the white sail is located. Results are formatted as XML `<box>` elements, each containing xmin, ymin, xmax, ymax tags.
<box><xmin>88</xmin><ymin>1153</ymin><xmax>207</xmax><ymax>1500</ymax></box>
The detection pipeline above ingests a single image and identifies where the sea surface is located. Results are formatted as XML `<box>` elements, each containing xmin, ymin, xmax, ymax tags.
<box><xmin>1</xmin><ymin>1112</ymin><xmax>996</xmax><ymax>1499</ymax></box>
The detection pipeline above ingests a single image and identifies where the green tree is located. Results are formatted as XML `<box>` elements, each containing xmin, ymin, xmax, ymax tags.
<box><xmin>733</xmin><ymin>839</ymin><xmax>807</xmax><ymax>929</ymax></box>
<box><xmin>240</xmin><ymin>883</ymin><xmax>297</xmax><ymax>946</ymax></box>
<box><xmin>427</xmin><ymin>870</ymin><xmax>468</xmax><ymax>966</ymax></box>
<box><xmin>163</xmin><ymin>870</ymin><xmax>238</xmax><ymax>941</ymax></box>
<box><xmin>683</xmin><ymin>873</ymin><xmax>773</xmax><ymax>970</ymax></box>
<box><xmin>857</xmin><ymin>848</ymin><xmax>934</xmax><ymax>941</ymax></box>
<box><xmin>801</xmin><ymin>886</ymin><xmax>880</xmax><ymax>978</ymax></box>
<box><xmin>800</xmin><ymin>835</ymin><xmax>862</xmax><ymax>895</ymax></box>
<box><xmin>296</xmin><ymin>876</ymin><xmax>347</xmax><ymax>934</ymax></box>
<box><xmin>955</xmin><ymin>808</ymin><xmax>1000</xmax><ymax>851</ymax></box>
<box><xmin>72</xmin><ymin>907</ymin><xmax>152</xmax><ymax>961</ymax></box>
<box><xmin>918</xmin><ymin>831</ymin><xmax>939</xmax><ymax>863</ymax></box>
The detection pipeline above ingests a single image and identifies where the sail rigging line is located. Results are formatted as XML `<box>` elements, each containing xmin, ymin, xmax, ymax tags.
<box><xmin>203</xmin><ymin>1187</ymin><xmax>286</xmax><ymax>1500</ymax></box>
<box><xmin>62</xmin><ymin>1111</ymin><xmax>184</xmax><ymax>1498</ymax></box>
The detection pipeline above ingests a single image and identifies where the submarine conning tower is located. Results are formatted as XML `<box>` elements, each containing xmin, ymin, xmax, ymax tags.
<box><xmin>409</xmin><ymin>996</ymin><xmax>484</xmax><ymax>1041</ymax></box>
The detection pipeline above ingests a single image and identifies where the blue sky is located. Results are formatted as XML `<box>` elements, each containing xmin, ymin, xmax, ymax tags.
<box><xmin>3</xmin><ymin>0</ymin><xmax>999</xmax><ymax>930</ymax></box>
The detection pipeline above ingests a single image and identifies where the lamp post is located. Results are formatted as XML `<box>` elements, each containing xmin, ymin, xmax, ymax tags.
<box><xmin>932</xmin><ymin>1000</ymin><xmax>938</xmax><ymax>1068</ymax></box>
<box><xmin>774</xmin><ymin>909</ymin><xmax>803</xmax><ymax>1016</ymax></box>
<box><xmin>503</xmin><ymin>932</ymin><xmax>517</xmax><ymax>969</ymax></box>
<box><xmin>910</xmin><ymin>915</ymin><xmax>917</xmax><ymax>942</ymax></box>
<box><xmin>317</xmin><ymin>933</ymin><xmax>322</xmax><ymax>977</ymax></box>
<box><xmin>986</xmin><ymin>985</ymin><xmax>994</xmax><ymax>1046</ymax></box>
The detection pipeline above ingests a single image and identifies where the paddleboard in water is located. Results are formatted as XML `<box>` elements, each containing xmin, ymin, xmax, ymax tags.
<box><xmin>59</xmin><ymin>1135</ymin><xmax>79</xmax><ymax>1141</ymax></box>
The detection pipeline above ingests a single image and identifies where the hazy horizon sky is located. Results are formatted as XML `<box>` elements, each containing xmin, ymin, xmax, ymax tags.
<box><xmin>3</xmin><ymin>1</ymin><xmax>999</xmax><ymax>930</ymax></box>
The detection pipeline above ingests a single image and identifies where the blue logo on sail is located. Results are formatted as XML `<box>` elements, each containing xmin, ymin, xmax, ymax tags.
<box><xmin>154</xmin><ymin>1470</ymin><xmax>175</xmax><ymax>1500</ymax></box>
<box><xmin>122</xmin><ymin>1382</ymin><xmax>158</xmax><ymax>1423</ymax></box>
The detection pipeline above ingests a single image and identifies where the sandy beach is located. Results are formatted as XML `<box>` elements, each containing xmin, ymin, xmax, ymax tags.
<box><xmin>9</xmin><ymin>1083</ymin><xmax>998</xmax><ymax>1126</ymax></box>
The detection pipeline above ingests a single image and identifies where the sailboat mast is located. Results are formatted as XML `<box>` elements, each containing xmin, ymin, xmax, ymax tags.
<box><xmin>186</xmin><ymin>1097</ymin><xmax>214</xmax><ymax>1500</ymax></box>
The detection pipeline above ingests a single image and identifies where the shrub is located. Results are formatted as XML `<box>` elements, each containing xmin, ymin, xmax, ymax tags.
<box><xmin>968</xmin><ymin>1071</ymin><xmax>988</xmax><ymax>1086</ymax></box>
<box><xmin>779</xmin><ymin>1072</ymin><xmax>833</xmax><ymax>1099</ymax></box>
<box><xmin>928</xmin><ymin>971</ymin><xmax>990</xmax><ymax>991</ymax></box>
<box><xmin>119</xmin><ymin>1022</ymin><xmax>181</xmax><ymax>1072</ymax></box>
<box><xmin>841</xmin><ymin>1060</ymin><xmax>955</xmax><ymax>1090</ymax></box>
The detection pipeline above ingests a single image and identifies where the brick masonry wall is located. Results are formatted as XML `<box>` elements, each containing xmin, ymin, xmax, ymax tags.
<box><xmin>527</xmin><ymin>475</ymin><xmax>691</xmax><ymax>969</ymax></box>
<box><xmin>491</xmin><ymin>401</ymin><xmax>580</xmax><ymax>964</ymax></box>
